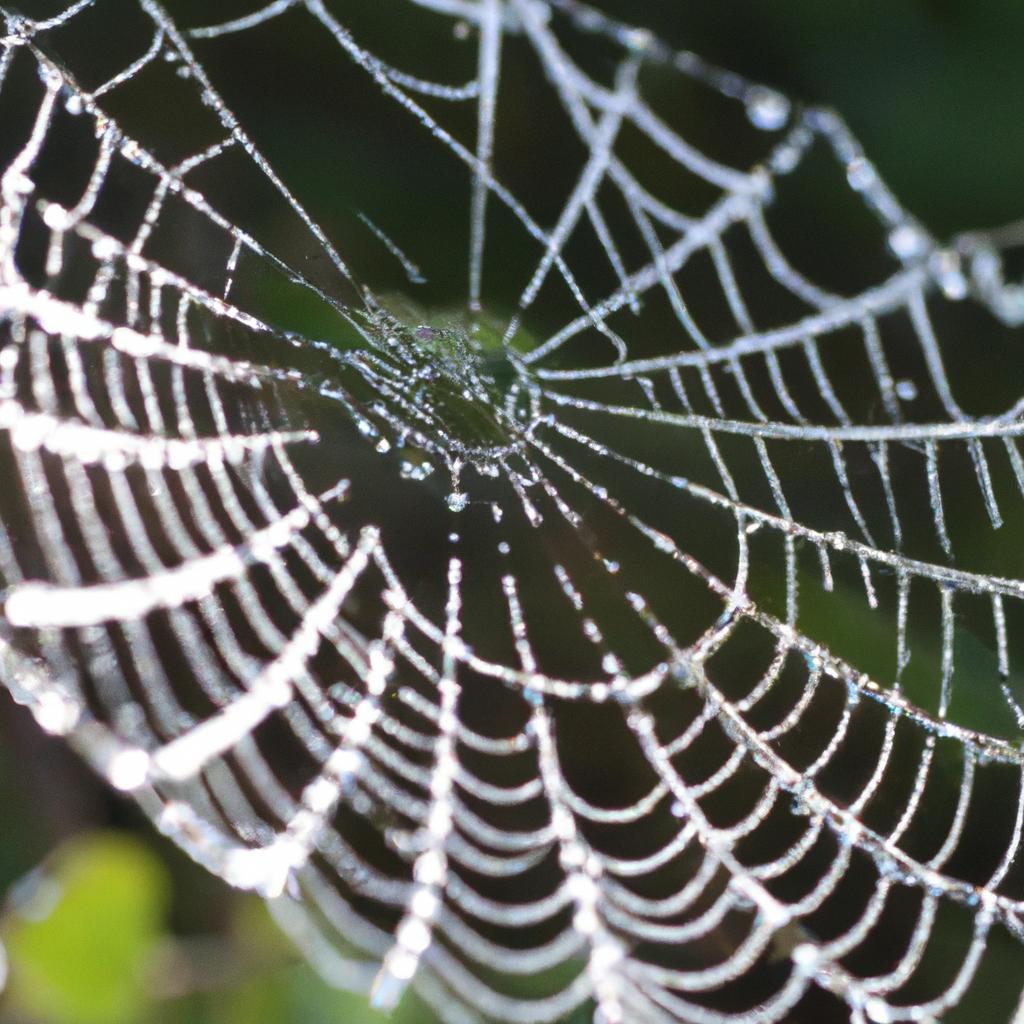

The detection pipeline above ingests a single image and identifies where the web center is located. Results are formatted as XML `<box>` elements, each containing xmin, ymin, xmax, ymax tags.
<box><xmin>347</xmin><ymin>308</ymin><xmax>532</xmax><ymax>483</ymax></box>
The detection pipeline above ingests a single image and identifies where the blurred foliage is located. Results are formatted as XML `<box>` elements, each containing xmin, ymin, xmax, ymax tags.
<box><xmin>0</xmin><ymin>830</ymin><xmax>426</xmax><ymax>1024</ymax></box>
<box><xmin>3</xmin><ymin>835</ymin><xmax>168</xmax><ymax>1024</ymax></box>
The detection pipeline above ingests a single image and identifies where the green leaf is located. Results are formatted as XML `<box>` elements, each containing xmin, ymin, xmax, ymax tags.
<box><xmin>3</xmin><ymin>833</ymin><xmax>169</xmax><ymax>1024</ymax></box>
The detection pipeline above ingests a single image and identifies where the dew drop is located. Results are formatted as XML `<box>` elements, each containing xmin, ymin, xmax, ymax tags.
<box><xmin>446</xmin><ymin>491</ymin><xmax>468</xmax><ymax>513</ymax></box>
<box><xmin>5</xmin><ymin>171</ymin><xmax>33</xmax><ymax>196</ymax></box>
<box><xmin>846</xmin><ymin>158</ymin><xmax>877</xmax><ymax>191</ymax></box>
<box><xmin>791</xmin><ymin>943</ymin><xmax>820</xmax><ymax>972</ymax></box>
<box><xmin>42</xmin><ymin>204</ymin><xmax>69</xmax><ymax>230</ymax></box>
<box><xmin>888</xmin><ymin>223</ymin><xmax>928</xmax><ymax>261</ymax></box>
<box><xmin>38</xmin><ymin>65</ymin><xmax>63</xmax><ymax>89</ymax></box>
<box><xmin>930</xmin><ymin>250</ymin><xmax>968</xmax><ymax>301</ymax></box>
<box><xmin>895</xmin><ymin>379</ymin><xmax>918</xmax><ymax>402</ymax></box>
<box><xmin>400</xmin><ymin>460</ymin><xmax>434</xmax><ymax>481</ymax></box>
<box><xmin>623</xmin><ymin>27</ymin><xmax>653</xmax><ymax>53</ymax></box>
<box><xmin>864</xmin><ymin>997</ymin><xmax>894</xmax><ymax>1024</ymax></box>
<box><xmin>745</xmin><ymin>87</ymin><xmax>790</xmax><ymax>131</ymax></box>
<box><xmin>91</xmin><ymin>236</ymin><xmax>119</xmax><ymax>260</ymax></box>
<box><xmin>106</xmin><ymin>747</ymin><xmax>150</xmax><ymax>791</ymax></box>
<box><xmin>771</xmin><ymin>144</ymin><xmax>801</xmax><ymax>175</ymax></box>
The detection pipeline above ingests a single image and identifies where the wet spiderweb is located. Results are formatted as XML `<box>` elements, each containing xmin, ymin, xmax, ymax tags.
<box><xmin>2</xmin><ymin>1</ymin><xmax>1024</xmax><ymax>1021</ymax></box>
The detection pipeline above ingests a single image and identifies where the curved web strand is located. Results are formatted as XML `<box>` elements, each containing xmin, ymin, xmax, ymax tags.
<box><xmin>2</xmin><ymin>2</ymin><xmax>1024</xmax><ymax>1022</ymax></box>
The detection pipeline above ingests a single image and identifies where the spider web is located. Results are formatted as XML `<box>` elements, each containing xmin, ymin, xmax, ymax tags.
<box><xmin>1</xmin><ymin>1</ymin><xmax>1024</xmax><ymax>1021</ymax></box>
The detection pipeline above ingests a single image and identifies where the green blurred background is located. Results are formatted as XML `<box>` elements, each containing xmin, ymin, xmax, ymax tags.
<box><xmin>2</xmin><ymin>1</ymin><xmax>1024</xmax><ymax>1022</ymax></box>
